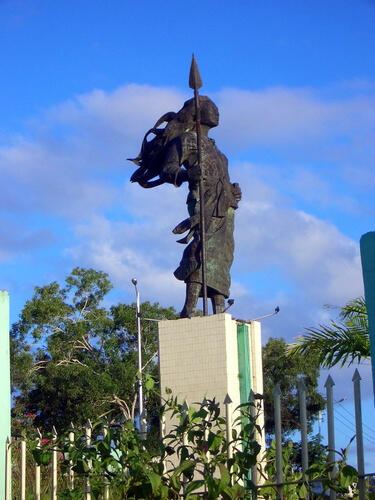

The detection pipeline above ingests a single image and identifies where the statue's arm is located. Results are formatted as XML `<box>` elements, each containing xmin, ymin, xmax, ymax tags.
<box><xmin>160</xmin><ymin>137</ymin><xmax>189</xmax><ymax>187</ymax></box>
<box><xmin>229</xmin><ymin>182</ymin><xmax>242</xmax><ymax>209</ymax></box>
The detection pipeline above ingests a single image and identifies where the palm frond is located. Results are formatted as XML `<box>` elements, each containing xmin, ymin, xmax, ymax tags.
<box><xmin>288</xmin><ymin>297</ymin><xmax>370</xmax><ymax>369</ymax></box>
<box><xmin>340</xmin><ymin>296</ymin><xmax>367</xmax><ymax>321</ymax></box>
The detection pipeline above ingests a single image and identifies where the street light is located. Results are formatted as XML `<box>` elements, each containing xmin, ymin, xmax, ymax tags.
<box><xmin>248</xmin><ymin>306</ymin><xmax>280</xmax><ymax>322</ymax></box>
<box><xmin>131</xmin><ymin>278</ymin><xmax>146</xmax><ymax>435</ymax></box>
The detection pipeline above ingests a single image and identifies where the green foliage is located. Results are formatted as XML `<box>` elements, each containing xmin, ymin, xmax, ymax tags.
<box><xmin>24</xmin><ymin>396</ymin><xmax>367</xmax><ymax>499</ymax></box>
<box><xmin>288</xmin><ymin>296</ymin><xmax>370</xmax><ymax>368</ymax></box>
<box><xmin>10</xmin><ymin>267</ymin><xmax>178</xmax><ymax>432</ymax></box>
<box><xmin>262</xmin><ymin>337</ymin><xmax>325</xmax><ymax>437</ymax></box>
<box><xmin>30</xmin><ymin>397</ymin><xmax>262</xmax><ymax>499</ymax></box>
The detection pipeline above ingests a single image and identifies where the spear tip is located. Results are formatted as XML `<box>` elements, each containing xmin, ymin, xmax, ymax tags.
<box><xmin>189</xmin><ymin>53</ymin><xmax>203</xmax><ymax>90</ymax></box>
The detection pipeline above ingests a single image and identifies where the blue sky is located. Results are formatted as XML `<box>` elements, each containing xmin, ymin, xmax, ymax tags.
<box><xmin>1</xmin><ymin>0</ymin><xmax>375</xmax><ymax>468</ymax></box>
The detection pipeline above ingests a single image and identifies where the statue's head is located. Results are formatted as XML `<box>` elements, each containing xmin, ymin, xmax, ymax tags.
<box><xmin>129</xmin><ymin>95</ymin><xmax>219</xmax><ymax>187</ymax></box>
<box><xmin>179</xmin><ymin>96</ymin><xmax>219</xmax><ymax>129</ymax></box>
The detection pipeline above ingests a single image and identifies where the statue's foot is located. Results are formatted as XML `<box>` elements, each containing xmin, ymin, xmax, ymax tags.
<box><xmin>180</xmin><ymin>307</ymin><xmax>199</xmax><ymax>318</ymax></box>
<box><xmin>180</xmin><ymin>308</ymin><xmax>193</xmax><ymax>319</ymax></box>
<box><xmin>211</xmin><ymin>294</ymin><xmax>225</xmax><ymax>314</ymax></box>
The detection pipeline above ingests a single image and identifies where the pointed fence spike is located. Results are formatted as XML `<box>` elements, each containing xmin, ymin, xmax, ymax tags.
<box><xmin>69</xmin><ymin>422</ymin><xmax>75</xmax><ymax>430</ymax></box>
<box><xmin>324</xmin><ymin>374</ymin><xmax>335</xmax><ymax>388</ymax></box>
<box><xmin>52</xmin><ymin>425</ymin><xmax>57</xmax><ymax>437</ymax></box>
<box><xmin>273</xmin><ymin>383</ymin><xmax>281</xmax><ymax>397</ymax></box>
<box><xmin>224</xmin><ymin>393</ymin><xmax>232</xmax><ymax>405</ymax></box>
<box><xmin>189</xmin><ymin>54</ymin><xmax>203</xmax><ymax>90</ymax></box>
<box><xmin>352</xmin><ymin>368</ymin><xmax>361</xmax><ymax>382</ymax></box>
<box><xmin>181</xmin><ymin>400</ymin><xmax>189</xmax><ymax>412</ymax></box>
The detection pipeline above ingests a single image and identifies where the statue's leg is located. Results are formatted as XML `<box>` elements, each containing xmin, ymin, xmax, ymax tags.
<box><xmin>180</xmin><ymin>282</ymin><xmax>201</xmax><ymax>318</ymax></box>
<box><xmin>211</xmin><ymin>294</ymin><xmax>225</xmax><ymax>314</ymax></box>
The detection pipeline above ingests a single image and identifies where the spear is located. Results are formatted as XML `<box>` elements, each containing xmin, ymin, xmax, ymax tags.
<box><xmin>189</xmin><ymin>54</ymin><xmax>208</xmax><ymax>316</ymax></box>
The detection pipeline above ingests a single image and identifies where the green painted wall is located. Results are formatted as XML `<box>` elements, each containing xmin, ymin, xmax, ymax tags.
<box><xmin>237</xmin><ymin>323</ymin><xmax>251</xmax><ymax>405</ymax></box>
<box><xmin>0</xmin><ymin>291</ymin><xmax>10</xmax><ymax>497</ymax></box>
<box><xmin>237</xmin><ymin>323</ymin><xmax>252</xmax><ymax>486</ymax></box>
<box><xmin>360</xmin><ymin>232</ymin><xmax>375</xmax><ymax>403</ymax></box>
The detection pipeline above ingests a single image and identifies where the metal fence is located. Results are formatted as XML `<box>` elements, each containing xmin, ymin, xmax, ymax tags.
<box><xmin>252</xmin><ymin>368</ymin><xmax>374</xmax><ymax>500</ymax></box>
<box><xmin>5</xmin><ymin>368</ymin><xmax>374</xmax><ymax>499</ymax></box>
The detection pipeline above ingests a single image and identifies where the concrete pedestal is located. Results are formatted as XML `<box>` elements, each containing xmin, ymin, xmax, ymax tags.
<box><xmin>158</xmin><ymin>313</ymin><xmax>265</xmax><ymax>459</ymax></box>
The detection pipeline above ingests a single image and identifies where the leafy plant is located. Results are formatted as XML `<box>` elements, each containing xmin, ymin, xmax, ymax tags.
<box><xmin>31</xmin><ymin>396</ymin><xmax>262</xmax><ymax>499</ymax></box>
<box><xmin>259</xmin><ymin>437</ymin><xmax>361</xmax><ymax>499</ymax></box>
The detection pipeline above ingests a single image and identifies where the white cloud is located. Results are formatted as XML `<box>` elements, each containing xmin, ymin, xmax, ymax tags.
<box><xmin>68</xmin><ymin>214</ymin><xmax>185</xmax><ymax>309</ymax></box>
<box><xmin>214</xmin><ymin>86</ymin><xmax>375</xmax><ymax>150</ymax></box>
<box><xmin>232</xmin><ymin>163</ymin><xmax>363</xmax><ymax>305</ymax></box>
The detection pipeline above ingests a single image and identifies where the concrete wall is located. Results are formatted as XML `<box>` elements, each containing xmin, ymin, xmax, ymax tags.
<box><xmin>158</xmin><ymin>313</ymin><xmax>241</xmax><ymax>417</ymax></box>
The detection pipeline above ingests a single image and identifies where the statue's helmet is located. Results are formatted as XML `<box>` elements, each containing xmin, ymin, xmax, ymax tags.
<box><xmin>179</xmin><ymin>96</ymin><xmax>219</xmax><ymax>128</ymax></box>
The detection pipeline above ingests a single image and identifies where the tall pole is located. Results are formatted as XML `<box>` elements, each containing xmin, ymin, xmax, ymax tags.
<box><xmin>325</xmin><ymin>375</ymin><xmax>337</xmax><ymax>500</ymax></box>
<box><xmin>0</xmin><ymin>291</ymin><xmax>11</xmax><ymax>499</ymax></box>
<box><xmin>353</xmin><ymin>369</ymin><xmax>365</xmax><ymax>500</ymax></box>
<box><xmin>360</xmin><ymin>232</ymin><xmax>375</xmax><ymax>403</ymax></box>
<box><xmin>132</xmin><ymin>278</ymin><xmax>145</xmax><ymax>434</ymax></box>
<box><xmin>189</xmin><ymin>54</ymin><xmax>208</xmax><ymax>315</ymax></box>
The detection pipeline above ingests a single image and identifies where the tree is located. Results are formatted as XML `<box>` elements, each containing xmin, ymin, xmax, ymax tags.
<box><xmin>288</xmin><ymin>297</ymin><xmax>370</xmax><ymax>368</ymax></box>
<box><xmin>262</xmin><ymin>337</ymin><xmax>325</xmax><ymax>439</ymax></box>
<box><xmin>10</xmin><ymin>267</ymin><xmax>178</xmax><ymax>432</ymax></box>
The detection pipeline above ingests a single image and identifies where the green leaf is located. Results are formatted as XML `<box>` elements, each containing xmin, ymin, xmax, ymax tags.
<box><xmin>218</xmin><ymin>463</ymin><xmax>231</xmax><ymax>488</ymax></box>
<box><xmin>72</xmin><ymin>458</ymin><xmax>90</xmax><ymax>474</ymax></box>
<box><xmin>207</xmin><ymin>431</ymin><xmax>222</xmax><ymax>451</ymax></box>
<box><xmin>144</xmin><ymin>374</ymin><xmax>155</xmax><ymax>392</ymax></box>
<box><xmin>298</xmin><ymin>483</ymin><xmax>308</xmax><ymax>499</ymax></box>
<box><xmin>32</xmin><ymin>448</ymin><xmax>52</xmax><ymax>466</ymax></box>
<box><xmin>97</xmin><ymin>440</ymin><xmax>111</xmax><ymax>457</ymax></box>
<box><xmin>146</xmin><ymin>471</ymin><xmax>162</xmax><ymax>494</ymax></box>
<box><xmin>185</xmin><ymin>480</ymin><xmax>204</xmax><ymax>494</ymax></box>
<box><xmin>340</xmin><ymin>464</ymin><xmax>358</xmax><ymax>487</ymax></box>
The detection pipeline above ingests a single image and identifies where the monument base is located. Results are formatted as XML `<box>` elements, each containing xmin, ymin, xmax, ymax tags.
<box><xmin>158</xmin><ymin>313</ymin><xmax>265</xmax><ymax>469</ymax></box>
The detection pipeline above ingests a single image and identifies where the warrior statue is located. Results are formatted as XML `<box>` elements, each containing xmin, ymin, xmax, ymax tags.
<box><xmin>129</xmin><ymin>59</ymin><xmax>241</xmax><ymax>318</ymax></box>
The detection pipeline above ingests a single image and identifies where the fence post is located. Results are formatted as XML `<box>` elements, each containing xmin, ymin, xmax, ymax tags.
<box><xmin>0</xmin><ymin>291</ymin><xmax>11</xmax><ymax>500</ymax></box>
<box><xmin>202</xmin><ymin>398</ymin><xmax>210</xmax><ymax>462</ymax></box>
<box><xmin>102</xmin><ymin>423</ymin><xmax>109</xmax><ymax>500</ymax></box>
<box><xmin>298</xmin><ymin>379</ymin><xmax>308</xmax><ymax>472</ymax></box>
<box><xmin>248</xmin><ymin>390</ymin><xmax>258</xmax><ymax>493</ymax></box>
<box><xmin>273</xmin><ymin>383</ymin><xmax>283</xmax><ymax>500</ymax></box>
<box><xmin>181</xmin><ymin>400</ymin><xmax>189</xmax><ymax>496</ymax></box>
<box><xmin>85</xmin><ymin>420</ymin><xmax>92</xmax><ymax>500</ymax></box>
<box><xmin>353</xmin><ymin>369</ymin><xmax>365</xmax><ymax>500</ymax></box>
<box><xmin>224</xmin><ymin>394</ymin><xmax>233</xmax><ymax>461</ymax></box>
<box><xmin>51</xmin><ymin>426</ymin><xmax>57</xmax><ymax>500</ymax></box>
<box><xmin>324</xmin><ymin>375</ymin><xmax>336</xmax><ymax>500</ymax></box>
<box><xmin>68</xmin><ymin>423</ymin><xmax>75</xmax><ymax>490</ymax></box>
<box><xmin>35</xmin><ymin>429</ymin><xmax>41</xmax><ymax>500</ymax></box>
<box><xmin>20</xmin><ymin>436</ymin><xmax>26</xmax><ymax>500</ymax></box>
<box><xmin>5</xmin><ymin>437</ymin><xmax>11</xmax><ymax>500</ymax></box>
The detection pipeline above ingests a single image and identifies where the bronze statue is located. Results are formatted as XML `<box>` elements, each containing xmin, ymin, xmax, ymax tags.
<box><xmin>129</xmin><ymin>59</ymin><xmax>241</xmax><ymax>318</ymax></box>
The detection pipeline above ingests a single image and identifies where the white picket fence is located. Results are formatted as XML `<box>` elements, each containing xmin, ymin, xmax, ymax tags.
<box><xmin>5</xmin><ymin>368</ymin><xmax>374</xmax><ymax>499</ymax></box>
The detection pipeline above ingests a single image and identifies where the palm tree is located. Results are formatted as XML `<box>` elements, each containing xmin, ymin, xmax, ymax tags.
<box><xmin>288</xmin><ymin>297</ymin><xmax>370</xmax><ymax>368</ymax></box>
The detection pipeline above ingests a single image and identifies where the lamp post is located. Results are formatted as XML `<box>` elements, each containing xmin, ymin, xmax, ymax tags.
<box><xmin>131</xmin><ymin>278</ymin><xmax>146</xmax><ymax>435</ymax></box>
